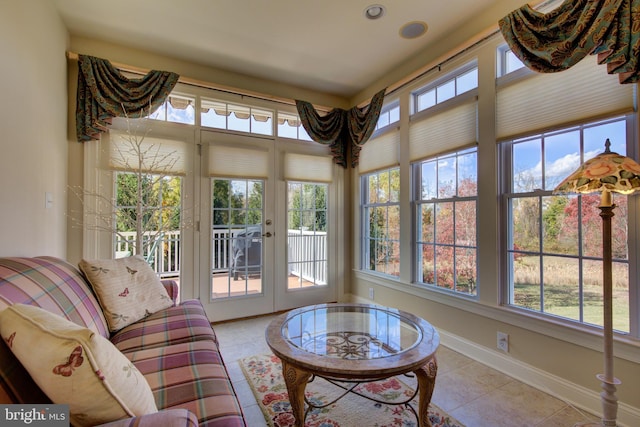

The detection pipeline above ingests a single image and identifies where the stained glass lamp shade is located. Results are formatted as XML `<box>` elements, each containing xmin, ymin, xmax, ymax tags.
<box><xmin>553</xmin><ymin>139</ymin><xmax>640</xmax><ymax>427</ymax></box>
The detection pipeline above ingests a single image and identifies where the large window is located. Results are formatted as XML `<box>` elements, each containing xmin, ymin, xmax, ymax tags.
<box><xmin>414</xmin><ymin>147</ymin><xmax>478</xmax><ymax>295</ymax></box>
<box><xmin>503</xmin><ymin>117</ymin><xmax>632</xmax><ymax>332</ymax></box>
<box><xmin>362</xmin><ymin>167</ymin><xmax>400</xmax><ymax>277</ymax></box>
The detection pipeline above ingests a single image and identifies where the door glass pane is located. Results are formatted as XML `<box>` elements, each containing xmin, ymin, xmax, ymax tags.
<box><xmin>287</xmin><ymin>182</ymin><xmax>328</xmax><ymax>289</ymax></box>
<box><xmin>212</xmin><ymin>178</ymin><xmax>264</xmax><ymax>298</ymax></box>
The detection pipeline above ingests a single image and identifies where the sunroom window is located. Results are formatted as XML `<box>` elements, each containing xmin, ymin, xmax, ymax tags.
<box><xmin>361</xmin><ymin>167</ymin><xmax>400</xmax><ymax>277</ymax></box>
<box><xmin>413</xmin><ymin>147</ymin><xmax>478</xmax><ymax>295</ymax></box>
<box><xmin>277</xmin><ymin>111</ymin><xmax>312</xmax><ymax>141</ymax></box>
<box><xmin>148</xmin><ymin>94</ymin><xmax>195</xmax><ymax>125</ymax></box>
<box><xmin>374</xmin><ymin>100</ymin><xmax>400</xmax><ymax>133</ymax></box>
<box><xmin>201</xmin><ymin>99</ymin><xmax>273</xmax><ymax>136</ymax></box>
<box><xmin>412</xmin><ymin>63</ymin><xmax>477</xmax><ymax>113</ymax></box>
<box><xmin>503</xmin><ymin>118</ymin><xmax>633</xmax><ymax>332</ymax></box>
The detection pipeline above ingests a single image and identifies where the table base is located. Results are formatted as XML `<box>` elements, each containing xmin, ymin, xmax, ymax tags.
<box><xmin>281</xmin><ymin>355</ymin><xmax>438</xmax><ymax>427</ymax></box>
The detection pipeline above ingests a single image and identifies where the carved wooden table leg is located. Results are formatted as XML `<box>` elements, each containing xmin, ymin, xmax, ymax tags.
<box><xmin>281</xmin><ymin>359</ymin><xmax>312</xmax><ymax>427</ymax></box>
<box><xmin>414</xmin><ymin>355</ymin><xmax>438</xmax><ymax>427</ymax></box>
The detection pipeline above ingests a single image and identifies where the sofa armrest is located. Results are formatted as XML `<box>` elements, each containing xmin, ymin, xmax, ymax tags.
<box><xmin>97</xmin><ymin>409</ymin><xmax>198</xmax><ymax>427</ymax></box>
<box><xmin>161</xmin><ymin>279</ymin><xmax>179</xmax><ymax>304</ymax></box>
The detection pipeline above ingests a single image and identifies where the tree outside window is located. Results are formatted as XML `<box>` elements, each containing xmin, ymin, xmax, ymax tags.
<box><xmin>505</xmin><ymin>117</ymin><xmax>630</xmax><ymax>332</ymax></box>
<box><xmin>415</xmin><ymin>147</ymin><xmax>478</xmax><ymax>295</ymax></box>
<box><xmin>362</xmin><ymin>167</ymin><xmax>400</xmax><ymax>277</ymax></box>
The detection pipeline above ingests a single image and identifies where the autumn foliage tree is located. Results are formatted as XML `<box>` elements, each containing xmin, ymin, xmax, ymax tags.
<box><xmin>421</xmin><ymin>177</ymin><xmax>477</xmax><ymax>294</ymax></box>
<box><xmin>559</xmin><ymin>193</ymin><xmax>628</xmax><ymax>259</ymax></box>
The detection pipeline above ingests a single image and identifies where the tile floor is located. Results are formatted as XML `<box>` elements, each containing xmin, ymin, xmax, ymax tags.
<box><xmin>213</xmin><ymin>314</ymin><xmax>601</xmax><ymax>427</ymax></box>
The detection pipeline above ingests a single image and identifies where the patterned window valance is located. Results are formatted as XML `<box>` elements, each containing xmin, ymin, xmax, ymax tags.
<box><xmin>296</xmin><ymin>88</ymin><xmax>386</xmax><ymax>168</ymax></box>
<box><xmin>76</xmin><ymin>55</ymin><xmax>179</xmax><ymax>142</ymax></box>
<box><xmin>499</xmin><ymin>0</ymin><xmax>640</xmax><ymax>84</ymax></box>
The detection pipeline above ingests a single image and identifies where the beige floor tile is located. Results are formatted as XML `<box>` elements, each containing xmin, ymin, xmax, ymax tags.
<box><xmin>431</xmin><ymin>361</ymin><xmax>514</xmax><ymax>412</ymax></box>
<box><xmin>232</xmin><ymin>378</ymin><xmax>259</xmax><ymax>408</ymax></box>
<box><xmin>534</xmin><ymin>404</ymin><xmax>601</xmax><ymax>427</ymax></box>
<box><xmin>435</xmin><ymin>346</ymin><xmax>475</xmax><ymax>374</ymax></box>
<box><xmin>449</xmin><ymin>380</ymin><xmax>567</xmax><ymax>427</ymax></box>
<box><xmin>241</xmin><ymin>404</ymin><xmax>269</xmax><ymax>427</ymax></box>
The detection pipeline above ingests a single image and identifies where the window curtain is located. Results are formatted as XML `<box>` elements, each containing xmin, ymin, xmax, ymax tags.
<box><xmin>295</xmin><ymin>88</ymin><xmax>386</xmax><ymax>168</ymax></box>
<box><xmin>498</xmin><ymin>0</ymin><xmax>640</xmax><ymax>84</ymax></box>
<box><xmin>76</xmin><ymin>55</ymin><xmax>180</xmax><ymax>142</ymax></box>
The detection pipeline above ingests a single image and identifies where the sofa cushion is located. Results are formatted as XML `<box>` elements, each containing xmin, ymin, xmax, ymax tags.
<box><xmin>111</xmin><ymin>299</ymin><xmax>217</xmax><ymax>354</ymax></box>
<box><xmin>0</xmin><ymin>257</ymin><xmax>110</xmax><ymax>405</ymax></box>
<box><xmin>0</xmin><ymin>304</ymin><xmax>158</xmax><ymax>426</ymax></box>
<box><xmin>128</xmin><ymin>340</ymin><xmax>245</xmax><ymax>427</ymax></box>
<box><xmin>79</xmin><ymin>255</ymin><xmax>173</xmax><ymax>333</ymax></box>
<box><xmin>0</xmin><ymin>257</ymin><xmax>109</xmax><ymax>337</ymax></box>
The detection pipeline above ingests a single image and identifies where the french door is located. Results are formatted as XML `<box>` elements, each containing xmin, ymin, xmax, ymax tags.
<box><xmin>197</xmin><ymin>132</ymin><xmax>339</xmax><ymax>322</ymax></box>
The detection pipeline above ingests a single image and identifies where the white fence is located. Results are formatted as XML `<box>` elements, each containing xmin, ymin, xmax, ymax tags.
<box><xmin>287</xmin><ymin>229</ymin><xmax>328</xmax><ymax>285</ymax></box>
<box><xmin>115</xmin><ymin>231</ymin><xmax>181</xmax><ymax>277</ymax></box>
<box><xmin>114</xmin><ymin>229</ymin><xmax>328</xmax><ymax>282</ymax></box>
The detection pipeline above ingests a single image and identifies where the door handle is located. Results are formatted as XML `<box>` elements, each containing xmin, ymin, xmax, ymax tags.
<box><xmin>262</xmin><ymin>232</ymin><xmax>273</xmax><ymax>238</ymax></box>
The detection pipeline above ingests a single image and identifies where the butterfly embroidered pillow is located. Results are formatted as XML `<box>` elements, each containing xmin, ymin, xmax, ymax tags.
<box><xmin>79</xmin><ymin>255</ymin><xmax>173</xmax><ymax>333</ymax></box>
<box><xmin>0</xmin><ymin>304</ymin><xmax>157</xmax><ymax>426</ymax></box>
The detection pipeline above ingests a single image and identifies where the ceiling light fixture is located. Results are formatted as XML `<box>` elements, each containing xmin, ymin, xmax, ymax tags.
<box><xmin>364</xmin><ymin>4</ymin><xmax>386</xmax><ymax>20</ymax></box>
<box><xmin>400</xmin><ymin>21</ymin><xmax>428</xmax><ymax>39</ymax></box>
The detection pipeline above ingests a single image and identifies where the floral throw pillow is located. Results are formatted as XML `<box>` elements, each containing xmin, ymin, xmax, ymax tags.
<box><xmin>79</xmin><ymin>255</ymin><xmax>173</xmax><ymax>333</ymax></box>
<box><xmin>0</xmin><ymin>304</ymin><xmax>158</xmax><ymax>426</ymax></box>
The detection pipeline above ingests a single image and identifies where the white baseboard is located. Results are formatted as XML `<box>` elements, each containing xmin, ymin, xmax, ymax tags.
<box><xmin>439</xmin><ymin>329</ymin><xmax>640</xmax><ymax>427</ymax></box>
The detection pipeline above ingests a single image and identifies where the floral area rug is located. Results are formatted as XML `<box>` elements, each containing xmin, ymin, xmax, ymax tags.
<box><xmin>240</xmin><ymin>353</ymin><xmax>464</xmax><ymax>427</ymax></box>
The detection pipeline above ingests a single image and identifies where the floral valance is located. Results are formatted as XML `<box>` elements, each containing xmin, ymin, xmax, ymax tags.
<box><xmin>499</xmin><ymin>0</ymin><xmax>640</xmax><ymax>84</ymax></box>
<box><xmin>296</xmin><ymin>88</ymin><xmax>386</xmax><ymax>168</ymax></box>
<box><xmin>76</xmin><ymin>55</ymin><xmax>179</xmax><ymax>142</ymax></box>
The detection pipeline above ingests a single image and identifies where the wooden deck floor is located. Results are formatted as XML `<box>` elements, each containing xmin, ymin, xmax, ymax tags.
<box><xmin>168</xmin><ymin>272</ymin><xmax>316</xmax><ymax>299</ymax></box>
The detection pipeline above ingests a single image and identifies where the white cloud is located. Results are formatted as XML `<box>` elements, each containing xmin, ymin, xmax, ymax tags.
<box><xmin>545</xmin><ymin>152</ymin><xmax>581</xmax><ymax>179</ymax></box>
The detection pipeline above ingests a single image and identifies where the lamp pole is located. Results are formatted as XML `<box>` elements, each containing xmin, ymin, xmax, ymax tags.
<box><xmin>597</xmin><ymin>190</ymin><xmax>621</xmax><ymax>427</ymax></box>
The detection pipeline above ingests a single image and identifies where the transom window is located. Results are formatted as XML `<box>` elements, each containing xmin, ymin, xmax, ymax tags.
<box><xmin>497</xmin><ymin>46</ymin><xmax>526</xmax><ymax>77</ymax></box>
<box><xmin>277</xmin><ymin>111</ymin><xmax>312</xmax><ymax>141</ymax></box>
<box><xmin>502</xmin><ymin>117</ymin><xmax>632</xmax><ymax>332</ymax></box>
<box><xmin>149</xmin><ymin>95</ymin><xmax>195</xmax><ymax>125</ymax></box>
<box><xmin>375</xmin><ymin>101</ymin><xmax>400</xmax><ymax>132</ymax></box>
<box><xmin>413</xmin><ymin>63</ymin><xmax>478</xmax><ymax>113</ymax></box>
<box><xmin>414</xmin><ymin>147</ymin><xmax>478</xmax><ymax>295</ymax></box>
<box><xmin>201</xmin><ymin>99</ymin><xmax>273</xmax><ymax>136</ymax></box>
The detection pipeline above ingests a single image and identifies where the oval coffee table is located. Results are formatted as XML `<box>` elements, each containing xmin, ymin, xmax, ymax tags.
<box><xmin>265</xmin><ymin>303</ymin><xmax>440</xmax><ymax>427</ymax></box>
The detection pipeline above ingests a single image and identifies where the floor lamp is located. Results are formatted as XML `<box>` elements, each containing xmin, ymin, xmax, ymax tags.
<box><xmin>553</xmin><ymin>139</ymin><xmax>640</xmax><ymax>427</ymax></box>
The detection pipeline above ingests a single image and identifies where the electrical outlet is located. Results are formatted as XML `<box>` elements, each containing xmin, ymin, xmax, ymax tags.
<box><xmin>369</xmin><ymin>287</ymin><xmax>374</xmax><ymax>300</ymax></box>
<box><xmin>497</xmin><ymin>332</ymin><xmax>509</xmax><ymax>352</ymax></box>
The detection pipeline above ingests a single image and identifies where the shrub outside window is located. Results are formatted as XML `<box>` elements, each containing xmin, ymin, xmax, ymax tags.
<box><xmin>362</xmin><ymin>167</ymin><xmax>400</xmax><ymax>277</ymax></box>
<box><xmin>414</xmin><ymin>147</ymin><xmax>478</xmax><ymax>295</ymax></box>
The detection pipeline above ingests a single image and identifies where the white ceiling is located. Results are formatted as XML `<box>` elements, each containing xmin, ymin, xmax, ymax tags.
<box><xmin>52</xmin><ymin>0</ymin><xmax>514</xmax><ymax>99</ymax></box>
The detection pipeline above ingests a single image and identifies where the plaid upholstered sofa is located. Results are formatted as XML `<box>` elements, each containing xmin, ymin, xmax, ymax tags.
<box><xmin>0</xmin><ymin>256</ymin><xmax>246</xmax><ymax>427</ymax></box>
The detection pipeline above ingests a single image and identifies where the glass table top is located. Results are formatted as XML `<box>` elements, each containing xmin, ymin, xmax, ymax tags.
<box><xmin>281</xmin><ymin>304</ymin><xmax>422</xmax><ymax>360</ymax></box>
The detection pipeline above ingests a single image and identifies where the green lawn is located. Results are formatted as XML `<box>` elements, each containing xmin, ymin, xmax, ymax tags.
<box><xmin>512</xmin><ymin>256</ymin><xmax>629</xmax><ymax>333</ymax></box>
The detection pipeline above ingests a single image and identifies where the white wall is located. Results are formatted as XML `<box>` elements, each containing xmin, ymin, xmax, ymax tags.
<box><xmin>0</xmin><ymin>0</ymin><xmax>69</xmax><ymax>257</ymax></box>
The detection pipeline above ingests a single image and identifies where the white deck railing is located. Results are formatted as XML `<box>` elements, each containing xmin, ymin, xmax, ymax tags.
<box><xmin>114</xmin><ymin>229</ymin><xmax>328</xmax><ymax>282</ymax></box>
